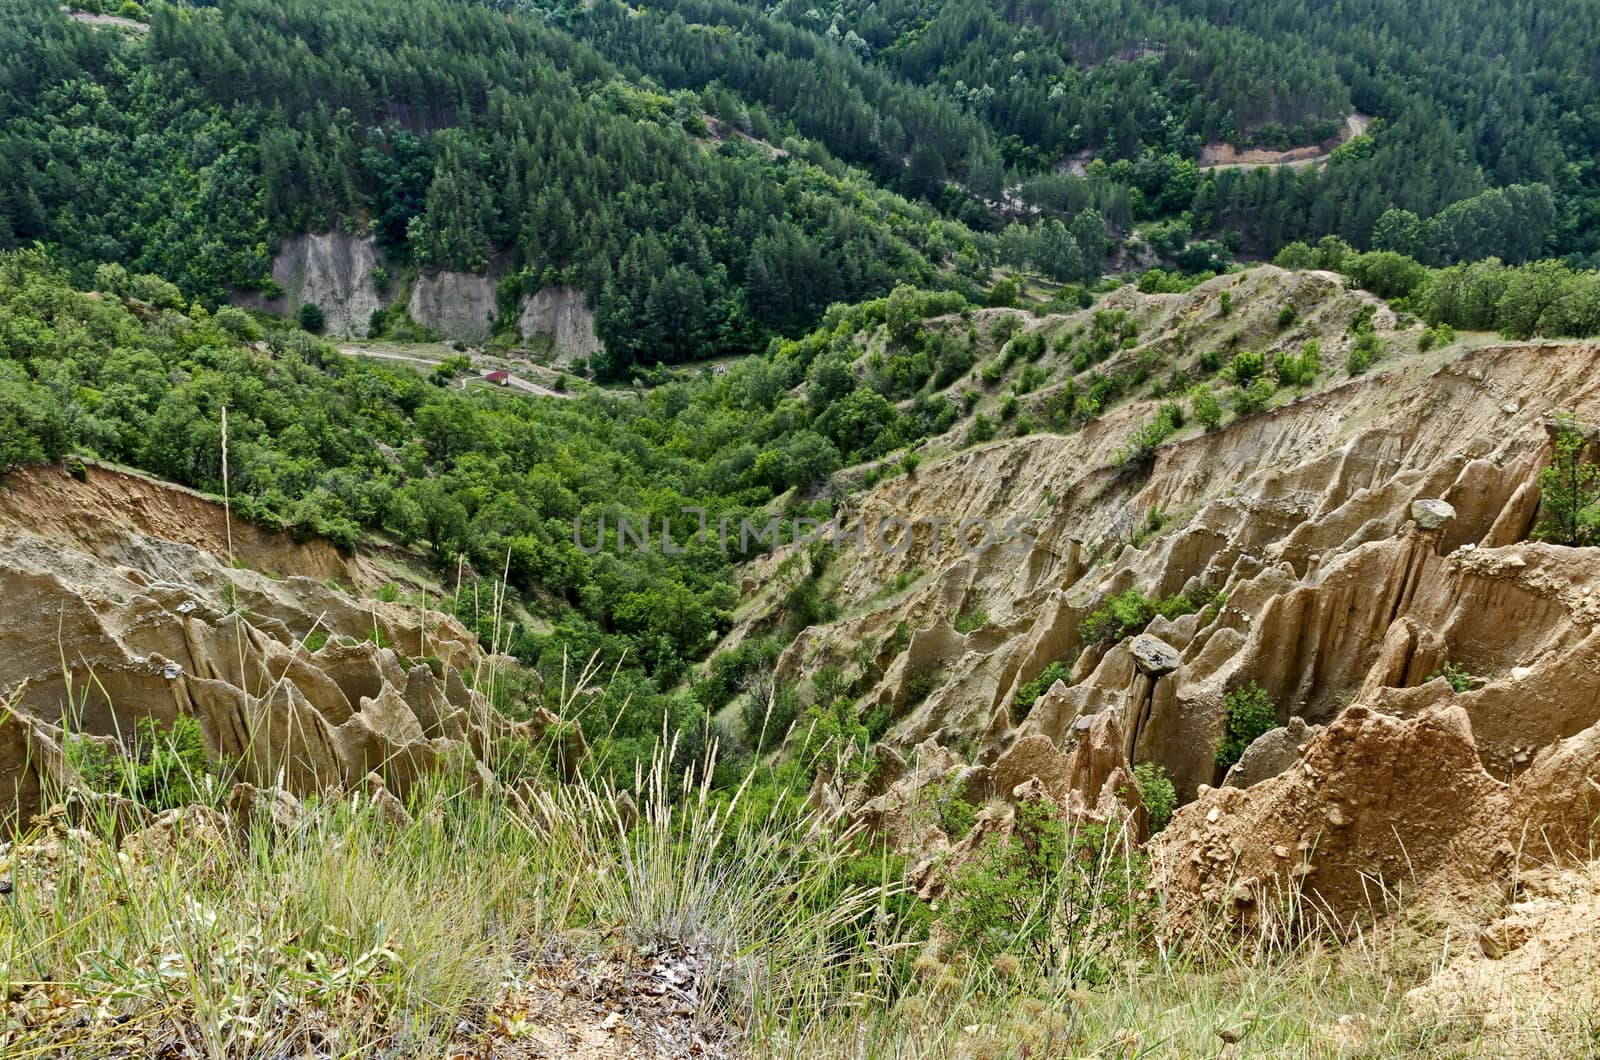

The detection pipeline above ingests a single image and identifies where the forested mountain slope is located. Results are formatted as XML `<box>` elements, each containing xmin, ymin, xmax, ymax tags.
<box><xmin>5</xmin><ymin>0</ymin><xmax>1600</xmax><ymax>382</ymax></box>
<box><xmin>0</xmin><ymin>0</ymin><xmax>974</xmax><ymax>375</ymax></box>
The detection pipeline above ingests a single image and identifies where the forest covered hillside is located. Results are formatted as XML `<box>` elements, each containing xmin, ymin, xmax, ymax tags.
<box><xmin>5</xmin><ymin>0</ymin><xmax>1600</xmax><ymax>376</ymax></box>
<box><xmin>6</xmin><ymin>0</ymin><xmax>1600</xmax><ymax>1055</ymax></box>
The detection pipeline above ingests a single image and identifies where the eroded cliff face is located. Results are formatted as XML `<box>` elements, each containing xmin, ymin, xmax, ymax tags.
<box><xmin>241</xmin><ymin>233</ymin><xmax>612</xmax><ymax>352</ymax></box>
<box><xmin>0</xmin><ymin>464</ymin><xmax>567</xmax><ymax>820</ymax></box>
<box><xmin>233</xmin><ymin>231</ymin><xmax>392</xmax><ymax>338</ymax></box>
<box><xmin>766</xmin><ymin>338</ymin><xmax>1600</xmax><ymax>925</ymax></box>
<box><xmin>517</xmin><ymin>285</ymin><xmax>603</xmax><ymax>362</ymax></box>
<box><xmin>408</xmin><ymin>270</ymin><xmax>499</xmax><ymax>343</ymax></box>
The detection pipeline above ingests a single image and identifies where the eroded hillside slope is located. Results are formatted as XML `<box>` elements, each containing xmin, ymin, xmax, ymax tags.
<box><xmin>771</xmin><ymin>335</ymin><xmax>1600</xmax><ymax>931</ymax></box>
<box><xmin>0</xmin><ymin>463</ymin><xmax>565</xmax><ymax>818</ymax></box>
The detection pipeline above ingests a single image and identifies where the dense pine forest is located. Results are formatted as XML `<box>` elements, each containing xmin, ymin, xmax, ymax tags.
<box><xmin>4</xmin><ymin>0</ymin><xmax>1600</xmax><ymax>378</ymax></box>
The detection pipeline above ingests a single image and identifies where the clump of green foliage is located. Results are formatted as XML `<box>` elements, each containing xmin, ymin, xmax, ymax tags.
<box><xmin>1190</xmin><ymin>384</ymin><xmax>1224</xmax><ymax>430</ymax></box>
<box><xmin>1128</xmin><ymin>505</ymin><xmax>1166</xmax><ymax>550</ymax></box>
<box><xmin>1273</xmin><ymin>340</ymin><xmax>1322</xmax><ymax>387</ymax></box>
<box><xmin>1427</xmin><ymin>660</ymin><xmax>1480</xmax><ymax>693</ymax></box>
<box><xmin>1228</xmin><ymin>350</ymin><xmax>1264</xmax><ymax>386</ymax></box>
<box><xmin>66</xmin><ymin>715</ymin><xmax>226</xmax><ymax>812</ymax></box>
<box><xmin>1131</xmin><ymin>762</ymin><xmax>1177</xmax><ymax>833</ymax></box>
<box><xmin>1012</xmin><ymin>659</ymin><xmax>1075</xmax><ymax>722</ymax></box>
<box><xmin>793</xmin><ymin>696</ymin><xmax>882</xmax><ymax>781</ymax></box>
<box><xmin>966</xmin><ymin>413</ymin><xmax>997</xmax><ymax>445</ymax></box>
<box><xmin>1533</xmin><ymin>413</ymin><xmax>1600</xmax><ymax>546</ymax></box>
<box><xmin>928</xmin><ymin>773</ymin><xmax>979</xmax><ymax>840</ymax></box>
<box><xmin>1346</xmin><ymin>334</ymin><xmax>1380</xmax><ymax>374</ymax></box>
<box><xmin>1416</xmin><ymin>322</ymin><xmax>1456</xmax><ymax>351</ymax></box>
<box><xmin>941</xmin><ymin>797</ymin><xmax>1151</xmax><ymax>983</ymax></box>
<box><xmin>296</xmin><ymin>301</ymin><xmax>325</xmax><ymax>333</ymax></box>
<box><xmin>1081</xmin><ymin>587</ymin><xmax>1213</xmax><ymax>645</ymax></box>
<box><xmin>1116</xmin><ymin>402</ymin><xmax>1184</xmax><ymax>466</ymax></box>
<box><xmin>1229</xmin><ymin>376</ymin><xmax>1277</xmax><ymax>415</ymax></box>
<box><xmin>987</xmin><ymin>277</ymin><xmax>1019</xmax><ymax>307</ymax></box>
<box><xmin>739</xmin><ymin>684</ymin><xmax>800</xmax><ymax>753</ymax></box>
<box><xmin>952</xmin><ymin>609</ymin><xmax>989</xmax><ymax>634</ymax></box>
<box><xmin>1214</xmin><ymin>682</ymin><xmax>1281</xmax><ymax>770</ymax></box>
<box><xmin>1081</xmin><ymin>589</ymin><xmax>1157</xmax><ymax>644</ymax></box>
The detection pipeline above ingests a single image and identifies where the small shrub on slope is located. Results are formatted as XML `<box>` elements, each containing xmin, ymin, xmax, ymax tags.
<box><xmin>1132</xmin><ymin>762</ymin><xmax>1177</xmax><ymax>833</ymax></box>
<box><xmin>1214</xmin><ymin>681</ymin><xmax>1280</xmax><ymax>770</ymax></box>
<box><xmin>941</xmin><ymin>797</ymin><xmax>1150</xmax><ymax>983</ymax></box>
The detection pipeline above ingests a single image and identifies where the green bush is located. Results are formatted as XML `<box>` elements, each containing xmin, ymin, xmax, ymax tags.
<box><xmin>1080</xmin><ymin>589</ymin><xmax>1156</xmax><ymax>643</ymax></box>
<box><xmin>1274</xmin><ymin>340</ymin><xmax>1321</xmax><ymax>387</ymax></box>
<box><xmin>966</xmin><ymin>414</ymin><xmax>996</xmax><ymax>445</ymax></box>
<box><xmin>1427</xmin><ymin>660</ymin><xmax>1480</xmax><ymax>693</ymax></box>
<box><xmin>1132</xmin><ymin>762</ymin><xmax>1176</xmax><ymax>833</ymax></box>
<box><xmin>952</xmin><ymin>609</ymin><xmax>989</xmax><ymax>634</ymax></box>
<box><xmin>987</xmin><ymin>277</ymin><xmax>1020</xmax><ymax>308</ymax></box>
<box><xmin>1346</xmin><ymin>331</ymin><xmax>1381</xmax><ymax>375</ymax></box>
<box><xmin>1190</xmin><ymin>384</ymin><xmax>1223</xmax><ymax>430</ymax></box>
<box><xmin>929</xmin><ymin>773</ymin><xmax>978</xmax><ymax>840</ymax></box>
<box><xmin>1532</xmin><ymin>412</ymin><xmax>1600</xmax><ymax>546</ymax></box>
<box><xmin>1012</xmin><ymin>659</ymin><xmax>1075</xmax><ymax>721</ymax></box>
<box><xmin>1214</xmin><ymin>682</ymin><xmax>1280</xmax><ymax>770</ymax></box>
<box><xmin>66</xmin><ymin>715</ymin><xmax>223</xmax><ymax>812</ymax></box>
<box><xmin>941</xmin><ymin>798</ymin><xmax>1150</xmax><ymax>982</ymax></box>
<box><xmin>1228</xmin><ymin>349</ymin><xmax>1264</xmax><ymax>386</ymax></box>
<box><xmin>741</xmin><ymin>684</ymin><xmax>800</xmax><ymax>753</ymax></box>
<box><xmin>1229</xmin><ymin>376</ymin><xmax>1275</xmax><ymax>416</ymax></box>
<box><xmin>297</xmin><ymin>301</ymin><xmax>326</xmax><ymax>333</ymax></box>
<box><xmin>212</xmin><ymin>305</ymin><xmax>261</xmax><ymax>341</ymax></box>
<box><xmin>1116</xmin><ymin>402</ymin><xmax>1184</xmax><ymax>466</ymax></box>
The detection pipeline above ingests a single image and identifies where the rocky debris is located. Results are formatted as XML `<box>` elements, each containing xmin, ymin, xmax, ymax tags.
<box><xmin>1129</xmin><ymin>634</ymin><xmax>1182</xmax><ymax>677</ymax></box>
<box><xmin>1223</xmin><ymin>717</ymin><xmax>1323</xmax><ymax>788</ymax></box>
<box><xmin>1158</xmin><ymin>698</ymin><xmax>1600</xmax><ymax>937</ymax></box>
<box><xmin>119</xmin><ymin>806</ymin><xmax>233</xmax><ymax>874</ymax></box>
<box><xmin>361</xmin><ymin>772</ymin><xmax>413</xmax><ymax>827</ymax></box>
<box><xmin>0</xmin><ymin>825</ymin><xmax>104</xmax><ymax>900</ymax></box>
<box><xmin>225</xmin><ymin>782</ymin><xmax>307</xmax><ymax>837</ymax></box>
<box><xmin>1152</xmin><ymin>705</ymin><xmax>1515</xmax><ymax>933</ymax></box>
<box><xmin>1405</xmin><ymin>861</ymin><xmax>1600</xmax><ymax>1051</ymax></box>
<box><xmin>1505</xmin><ymin>709</ymin><xmax>1600</xmax><ymax>861</ymax></box>
<box><xmin>481</xmin><ymin>941</ymin><xmax>734</xmax><ymax>1059</ymax></box>
<box><xmin>1410</xmin><ymin>498</ymin><xmax>1456</xmax><ymax>530</ymax></box>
